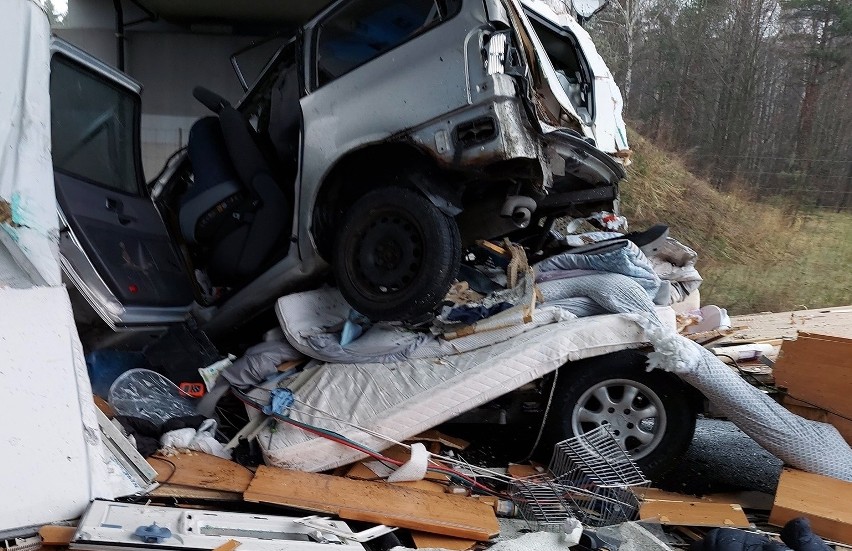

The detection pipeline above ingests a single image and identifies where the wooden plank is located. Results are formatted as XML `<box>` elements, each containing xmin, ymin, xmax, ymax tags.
<box><xmin>411</xmin><ymin>532</ymin><xmax>475</xmax><ymax>550</ymax></box>
<box><xmin>722</xmin><ymin>307</ymin><xmax>852</xmax><ymax>343</ymax></box>
<box><xmin>39</xmin><ymin>525</ymin><xmax>76</xmax><ymax>546</ymax></box>
<box><xmin>345</xmin><ymin>461</ymin><xmax>448</xmax><ymax>494</ymax></box>
<box><xmin>507</xmin><ymin>464</ymin><xmax>544</xmax><ymax>478</ymax></box>
<box><xmin>147</xmin><ymin>452</ymin><xmax>254</xmax><ymax>493</ymax></box>
<box><xmin>634</xmin><ymin>488</ymin><xmax>772</xmax><ymax>511</ymax></box>
<box><xmin>773</xmin><ymin>334</ymin><xmax>852</xmax><ymax>419</ymax></box>
<box><xmin>213</xmin><ymin>540</ymin><xmax>241</xmax><ymax>551</ymax></box>
<box><xmin>770</xmin><ymin>468</ymin><xmax>852</xmax><ymax>545</ymax></box>
<box><xmin>245</xmin><ymin>466</ymin><xmax>499</xmax><ymax>540</ymax></box>
<box><xmin>147</xmin><ymin>483</ymin><xmax>243</xmax><ymax>501</ymax></box>
<box><xmin>408</xmin><ymin>430</ymin><xmax>469</xmax><ymax>450</ymax></box>
<box><xmin>640</xmin><ymin>501</ymin><xmax>750</xmax><ymax>527</ymax></box>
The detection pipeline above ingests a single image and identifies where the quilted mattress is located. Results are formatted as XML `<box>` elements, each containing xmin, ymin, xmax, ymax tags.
<box><xmin>257</xmin><ymin>305</ymin><xmax>675</xmax><ymax>472</ymax></box>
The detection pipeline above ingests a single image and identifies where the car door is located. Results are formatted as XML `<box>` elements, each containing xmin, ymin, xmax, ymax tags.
<box><xmin>50</xmin><ymin>40</ymin><xmax>195</xmax><ymax>329</ymax></box>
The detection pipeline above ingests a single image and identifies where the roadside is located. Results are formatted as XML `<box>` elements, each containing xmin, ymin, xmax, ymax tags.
<box><xmin>622</xmin><ymin>133</ymin><xmax>852</xmax><ymax>315</ymax></box>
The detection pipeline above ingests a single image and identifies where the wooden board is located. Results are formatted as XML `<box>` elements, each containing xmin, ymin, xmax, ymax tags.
<box><xmin>721</xmin><ymin>307</ymin><xmax>852</xmax><ymax>343</ymax></box>
<box><xmin>345</xmin><ymin>461</ymin><xmax>448</xmax><ymax>494</ymax></box>
<box><xmin>634</xmin><ymin>488</ymin><xmax>773</xmax><ymax>511</ymax></box>
<box><xmin>147</xmin><ymin>452</ymin><xmax>254</xmax><ymax>493</ymax></box>
<box><xmin>770</xmin><ymin>468</ymin><xmax>852</xmax><ymax>545</ymax></box>
<box><xmin>411</xmin><ymin>531</ymin><xmax>475</xmax><ymax>550</ymax></box>
<box><xmin>408</xmin><ymin>430</ymin><xmax>469</xmax><ymax>450</ymax></box>
<box><xmin>640</xmin><ymin>501</ymin><xmax>750</xmax><ymax>527</ymax></box>
<box><xmin>245</xmin><ymin>466</ymin><xmax>499</xmax><ymax>540</ymax></box>
<box><xmin>773</xmin><ymin>333</ymin><xmax>852</xmax><ymax>419</ymax></box>
<box><xmin>148</xmin><ymin>483</ymin><xmax>243</xmax><ymax>501</ymax></box>
<box><xmin>39</xmin><ymin>525</ymin><xmax>76</xmax><ymax>546</ymax></box>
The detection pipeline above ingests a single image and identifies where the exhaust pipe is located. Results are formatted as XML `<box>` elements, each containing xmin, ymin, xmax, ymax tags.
<box><xmin>500</xmin><ymin>195</ymin><xmax>537</xmax><ymax>228</ymax></box>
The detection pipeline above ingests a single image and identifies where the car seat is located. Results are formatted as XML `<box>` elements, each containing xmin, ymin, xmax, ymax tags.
<box><xmin>179</xmin><ymin>86</ymin><xmax>291</xmax><ymax>286</ymax></box>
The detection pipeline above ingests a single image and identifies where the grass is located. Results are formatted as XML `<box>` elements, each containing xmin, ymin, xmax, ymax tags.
<box><xmin>620</xmin><ymin>133</ymin><xmax>852</xmax><ymax>315</ymax></box>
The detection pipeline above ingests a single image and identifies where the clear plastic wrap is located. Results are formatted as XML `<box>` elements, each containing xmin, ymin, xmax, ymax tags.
<box><xmin>108</xmin><ymin>369</ymin><xmax>197</xmax><ymax>426</ymax></box>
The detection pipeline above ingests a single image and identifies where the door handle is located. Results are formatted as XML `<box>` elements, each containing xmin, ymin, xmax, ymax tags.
<box><xmin>105</xmin><ymin>197</ymin><xmax>123</xmax><ymax>212</ymax></box>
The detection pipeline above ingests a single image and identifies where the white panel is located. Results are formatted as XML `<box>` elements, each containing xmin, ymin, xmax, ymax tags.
<box><xmin>0</xmin><ymin>0</ymin><xmax>61</xmax><ymax>287</ymax></box>
<box><xmin>0</xmin><ymin>286</ymin><xmax>112</xmax><ymax>534</ymax></box>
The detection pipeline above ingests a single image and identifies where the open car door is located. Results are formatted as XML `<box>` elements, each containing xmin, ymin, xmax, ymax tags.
<box><xmin>51</xmin><ymin>40</ymin><xmax>195</xmax><ymax>329</ymax></box>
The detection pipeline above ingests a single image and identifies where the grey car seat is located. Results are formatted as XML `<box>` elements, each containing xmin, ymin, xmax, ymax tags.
<box><xmin>180</xmin><ymin>86</ymin><xmax>291</xmax><ymax>285</ymax></box>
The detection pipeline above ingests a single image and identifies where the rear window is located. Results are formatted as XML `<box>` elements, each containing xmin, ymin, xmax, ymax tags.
<box><xmin>50</xmin><ymin>56</ymin><xmax>142</xmax><ymax>195</ymax></box>
<box><xmin>315</xmin><ymin>0</ymin><xmax>462</xmax><ymax>87</ymax></box>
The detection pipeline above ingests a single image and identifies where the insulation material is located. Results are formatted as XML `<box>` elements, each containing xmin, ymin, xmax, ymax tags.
<box><xmin>0</xmin><ymin>287</ymin><xmax>113</xmax><ymax>533</ymax></box>
<box><xmin>0</xmin><ymin>0</ymin><xmax>60</xmax><ymax>287</ymax></box>
<box><xmin>258</xmin><ymin>304</ymin><xmax>676</xmax><ymax>471</ymax></box>
<box><xmin>637</xmin><ymin>317</ymin><xmax>852</xmax><ymax>481</ymax></box>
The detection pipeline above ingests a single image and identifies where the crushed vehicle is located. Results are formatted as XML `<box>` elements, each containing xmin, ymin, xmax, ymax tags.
<box><xmin>54</xmin><ymin>0</ymin><xmax>630</xmax><ymax>338</ymax></box>
<box><xmin>47</xmin><ymin>0</ymin><xmax>697</xmax><ymax>481</ymax></box>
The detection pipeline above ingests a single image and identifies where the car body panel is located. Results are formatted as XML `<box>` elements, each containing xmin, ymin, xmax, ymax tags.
<box><xmin>51</xmin><ymin>40</ymin><xmax>194</xmax><ymax>328</ymax></box>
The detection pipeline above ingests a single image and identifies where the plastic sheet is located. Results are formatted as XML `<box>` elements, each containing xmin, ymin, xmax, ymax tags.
<box><xmin>109</xmin><ymin>369</ymin><xmax>197</xmax><ymax>427</ymax></box>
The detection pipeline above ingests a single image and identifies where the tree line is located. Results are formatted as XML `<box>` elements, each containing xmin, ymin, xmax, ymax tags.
<box><xmin>583</xmin><ymin>0</ymin><xmax>851</xmax><ymax>211</ymax></box>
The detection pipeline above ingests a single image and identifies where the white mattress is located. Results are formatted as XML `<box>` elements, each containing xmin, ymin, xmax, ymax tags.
<box><xmin>257</xmin><ymin>307</ymin><xmax>675</xmax><ymax>472</ymax></box>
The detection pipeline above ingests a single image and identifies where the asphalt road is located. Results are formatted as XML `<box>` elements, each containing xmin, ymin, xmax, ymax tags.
<box><xmin>656</xmin><ymin>417</ymin><xmax>783</xmax><ymax>495</ymax></box>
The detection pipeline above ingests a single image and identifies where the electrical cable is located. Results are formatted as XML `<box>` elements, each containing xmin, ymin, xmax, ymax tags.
<box><xmin>518</xmin><ymin>369</ymin><xmax>559</xmax><ymax>463</ymax></box>
<box><xmin>230</xmin><ymin>387</ymin><xmax>509</xmax><ymax>496</ymax></box>
<box><xmin>240</xmin><ymin>385</ymin><xmax>520</xmax><ymax>485</ymax></box>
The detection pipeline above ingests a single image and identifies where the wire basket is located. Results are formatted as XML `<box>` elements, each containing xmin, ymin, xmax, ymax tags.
<box><xmin>508</xmin><ymin>474</ymin><xmax>575</xmax><ymax>532</ymax></box>
<box><xmin>509</xmin><ymin>427</ymin><xmax>650</xmax><ymax>530</ymax></box>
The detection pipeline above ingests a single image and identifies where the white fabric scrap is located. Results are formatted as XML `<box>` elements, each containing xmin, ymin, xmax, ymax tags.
<box><xmin>387</xmin><ymin>442</ymin><xmax>429</xmax><ymax>482</ymax></box>
<box><xmin>160</xmin><ymin>419</ymin><xmax>231</xmax><ymax>459</ymax></box>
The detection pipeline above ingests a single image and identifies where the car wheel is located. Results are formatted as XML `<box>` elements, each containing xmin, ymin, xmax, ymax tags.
<box><xmin>334</xmin><ymin>187</ymin><xmax>461</xmax><ymax>321</ymax></box>
<box><xmin>543</xmin><ymin>350</ymin><xmax>696</xmax><ymax>481</ymax></box>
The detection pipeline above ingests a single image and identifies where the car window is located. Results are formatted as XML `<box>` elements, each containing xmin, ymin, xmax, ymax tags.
<box><xmin>50</xmin><ymin>56</ymin><xmax>142</xmax><ymax>195</ymax></box>
<box><xmin>316</xmin><ymin>0</ymin><xmax>462</xmax><ymax>86</ymax></box>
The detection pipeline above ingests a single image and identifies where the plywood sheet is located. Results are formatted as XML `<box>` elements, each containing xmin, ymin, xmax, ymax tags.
<box><xmin>770</xmin><ymin>468</ymin><xmax>852</xmax><ymax>545</ymax></box>
<box><xmin>640</xmin><ymin>501</ymin><xmax>750</xmax><ymax>527</ymax></box>
<box><xmin>774</xmin><ymin>334</ymin><xmax>852</xmax><ymax>419</ymax></box>
<box><xmin>411</xmin><ymin>531</ymin><xmax>475</xmax><ymax>550</ymax></box>
<box><xmin>244</xmin><ymin>466</ymin><xmax>499</xmax><ymax>540</ymax></box>
<box><xmin>147</xmin><ymin>452</ymin><xmax>254</xmax><ymax>493</ymax></box>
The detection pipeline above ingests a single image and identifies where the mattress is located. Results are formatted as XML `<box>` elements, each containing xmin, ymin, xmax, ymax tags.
<box><xmin>257</xmin><ymin>306</ymin><xmax>675</xmax><ymax>472</ymax></box>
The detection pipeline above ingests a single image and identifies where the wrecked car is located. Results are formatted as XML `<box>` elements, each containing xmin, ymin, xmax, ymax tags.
<box><xmin>48</xmin><ymin>0</ymin><xmax>699</xmax><ymax>481</ymax></box>
<box><xmin>54</xmin><ymin>0</ymin><xmax>629</xmax><ymax>339</ymax></box>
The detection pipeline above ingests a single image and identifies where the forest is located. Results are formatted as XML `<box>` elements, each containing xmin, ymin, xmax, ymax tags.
<box><xmin>580</xmin><ymin>0</ymin><xmax>851</xmax><ymax>211</ymax></box>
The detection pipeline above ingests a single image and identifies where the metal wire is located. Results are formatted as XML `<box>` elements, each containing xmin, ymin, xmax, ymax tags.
<box><xmin>509</xmin><ymin>426</ymin><xmax>649</xmax><ymax>530</ymax></box>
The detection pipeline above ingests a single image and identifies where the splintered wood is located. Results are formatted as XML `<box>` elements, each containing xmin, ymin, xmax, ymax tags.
<box><xmin>244</xmin><ymin>466</ymin><xmax>499</xmax><ymax>540</ymax></box>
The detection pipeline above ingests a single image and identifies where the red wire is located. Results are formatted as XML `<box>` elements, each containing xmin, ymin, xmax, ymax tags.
<box><xmin>231</xmin><ymin>389</ymin><xmax>506</xmax><ymax>496</ymax></box>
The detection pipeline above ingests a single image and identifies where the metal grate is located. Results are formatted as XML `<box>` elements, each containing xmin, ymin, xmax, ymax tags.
<box><xmin>509</xmin><ymin>427</ymin><xmax>650</xmax><ymax>530</ymax></box>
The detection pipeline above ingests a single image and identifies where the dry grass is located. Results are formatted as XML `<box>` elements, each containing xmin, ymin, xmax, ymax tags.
<box><xmin>620</xmin><ymin>133</ymin><xmax>852</xmax><ymax>314</ymax></box>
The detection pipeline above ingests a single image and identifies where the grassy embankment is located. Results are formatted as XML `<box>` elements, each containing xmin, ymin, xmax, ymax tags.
<box><xmin>620</xmin><ymin>133</ymin><xmax>852</xmax><ymax>315</ymax></box>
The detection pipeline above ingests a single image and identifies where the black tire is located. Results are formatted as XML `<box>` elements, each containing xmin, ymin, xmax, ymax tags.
<box><xmin>542</xmin><ymin>350</ymin><xmax>696</xmax><ymax>481</ymax></box>
<box><xmin>333</xmin><ymin>187</ymin><xmax>461</xmax><ymax>321</ymax></box>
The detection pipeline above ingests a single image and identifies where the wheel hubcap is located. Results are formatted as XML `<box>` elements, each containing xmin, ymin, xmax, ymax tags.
<box><xmin>354</xmin><ymin>213</ymin><xmax>423</xmax><ymax>293</ymax></box>
<box><xmin>571</xmin><ymin>379</ymin><xmax>666</xmax><ymax>460</ymax></box>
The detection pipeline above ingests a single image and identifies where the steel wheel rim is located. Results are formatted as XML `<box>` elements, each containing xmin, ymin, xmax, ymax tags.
<box><xmin>571</xmin><ymin>378</ymin><xmax>667</xmax><ymax>460</ymax></box>
<box><xmin>351</xmin><ymin>208</ymin><xmax>425</xmax><ymax>298</ymax></box>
